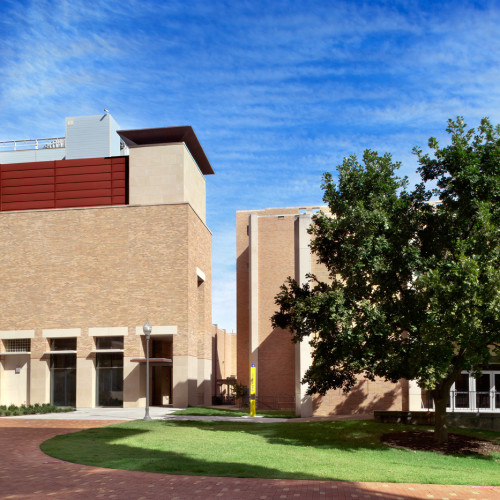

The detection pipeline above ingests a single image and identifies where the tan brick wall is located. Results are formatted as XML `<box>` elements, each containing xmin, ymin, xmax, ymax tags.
<box><xmin>77</xmin><ymin>330</ymin><xmax>93</xmax><ymax>359</ymax></box>
<box><xmin>236</xmin><ymin>212</ymin><xmax>250</xmax><ymax>387</ymax></box>
<box><xmin>236</xmin><ymin>206</ymin><xmax>405</xmax><ymax>415</ymax></box>
<box><xmin>124</xmin><ymin>328</ymin><xmax>142</xmax><ymax>358</ymax></box>
<box><xmin>187</xmin><ymin>207</ymin><xmax>212</xmax><ymax>360</ymax></box>
<box><xmin>312</xmin><ymin>377</ymin><xmax>405</xmax><ymax>416</ymax></box>
<box><xmin>213</xmin><ymin>325</ymin><xmax>237</xmax><ymax>382</ymax></box>
<box><xmin>257</xmin><ymin>215</ymin><xmax>296</xmax><ymax>399</ymax></box>
<box><xmin>31</xmin><ymin>334</ymin><xmax>48</xmax><ymax>359</ymax></box>
<box><xmin>225</xmin><ymin>331</ymin><xmax>236</xmax><ymax>378</ymax></box>
<box><xmin>0</xmin><ymin>202</ymin><xmax>212</xmax><ymax>361</ymax></box>
<box><xmin>214</xmin><ymin>325</ymin><xmax>224</xmax><ymax>381</ymax></box>
<box><xmin>237</xmin><ymin>208</ymin><xmax>302</xmax><ymax>399</ymax></box>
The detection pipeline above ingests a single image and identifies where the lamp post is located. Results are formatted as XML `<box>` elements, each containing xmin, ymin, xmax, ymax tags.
<box><xmin>143</xmin><ymin>319</ymin><xmax>152</xmax><ymax>421</ymax></box>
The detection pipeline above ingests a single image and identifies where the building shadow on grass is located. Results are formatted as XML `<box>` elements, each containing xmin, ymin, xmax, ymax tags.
<box><xmin>40</xmin><ymin>419</ymin><xmax>499</xmax><ymax>492</ymax></box>
<box><xmin>157</xmin><ymin>419</ymin><xmax>500</xmax><ymax>462</ymax></box>
<box><xmin>3</xmin><ymin>423</ymin><xmax>469</xmax><ymax>500</ymax></box>
<box><xmin>41</xmin><ymin>424</ymin><xmax>338</xmax><ymax>481</ymax></box>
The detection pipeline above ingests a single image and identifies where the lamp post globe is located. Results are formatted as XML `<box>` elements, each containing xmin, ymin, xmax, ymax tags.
<box><xmin>143</xmin><ymin>320</ymin><xmax>152</xmax><ymax>421</ymax></box>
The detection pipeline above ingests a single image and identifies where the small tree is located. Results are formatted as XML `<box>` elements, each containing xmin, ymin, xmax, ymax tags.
<box><xmin>230</xmin><ymin>380</ymin><xmax>249</xmax><ymax>407</ymax></box>
<box><xmin>273</xmin><ymin>118</ymin><xmax>500</xmax><ymax>443</ymax></box>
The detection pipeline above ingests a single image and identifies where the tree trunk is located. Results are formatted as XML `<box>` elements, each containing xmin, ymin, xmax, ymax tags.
<box><xmin>432</xmin><ymin>380</ymin><xmax>452</xmax><ymax>444</ymax></box>
<box><xmin>431</xmin><ymin>366</ymin><xmax>464</xmax><ymax>444</ymax></box>
<box><xmin>433</xmin><ymin>397</ymin><xmax>448</xmax><ymax>443</ymax></box>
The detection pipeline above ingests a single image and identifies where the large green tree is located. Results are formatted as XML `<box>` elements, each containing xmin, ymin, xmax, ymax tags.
<box><xmin>272</xmin><ymin>118</ymin><xmax>500</xmax><ymax>443</ymax></box>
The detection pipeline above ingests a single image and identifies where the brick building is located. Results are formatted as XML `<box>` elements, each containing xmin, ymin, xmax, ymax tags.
<box><xmin>0</xmin><ymin>113</ymin><xmax>223</xmax><ymax>409</ymax></box>
<box><xmin>237</xmin><ymin>206</ymin><xmax>414</xmax><ymax>417</ymax></box>
<box><xmin>237</xmin><ymin>206</ymin><xmax>500</xmax><ymax>418</ymax></box>
<box><xmin>213</xmin><ymin>325</ymin><xmax>237</xmax><ymax>403</ymax></box>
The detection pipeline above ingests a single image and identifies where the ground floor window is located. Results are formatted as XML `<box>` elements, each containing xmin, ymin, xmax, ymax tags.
<box><xmin>4</xmin><ymin>338</ymin><xmax>30</xmax><ymax>352</ymax></box>
<box><xmin>50</xmin><ymin>354</ymin><xmax>76</xmax><ymax>407</ymax></box>
<box><xmin>96</xmin><ymin>353</ymin><xmax>123</xmax><ymax>407</ymax></box>
<box><xmin>421</xmin><ymin>371</ymin><xmax>500</xmax><ymax>412</ymax></box>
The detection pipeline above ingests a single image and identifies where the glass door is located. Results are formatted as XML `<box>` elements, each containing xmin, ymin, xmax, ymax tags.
<box><xmin>50</xmin><ymin>354</ymin><xmax>76</xmax><ymax>407</ymax></box>
<box><xmin>96</xmin><ymin>353</ymin><xmax>123</xmax><ymax>407</ymax></box>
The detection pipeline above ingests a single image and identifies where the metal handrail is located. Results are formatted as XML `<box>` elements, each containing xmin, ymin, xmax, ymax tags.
<box><xmin>420</xmin><ymin>389</ymin><xmax>500</xmax><ymax>411</ymax></box>
<box><xmin>0</xmin><ymin>137</ymin><xmax>65</xmax><ymax>151</ymax></box>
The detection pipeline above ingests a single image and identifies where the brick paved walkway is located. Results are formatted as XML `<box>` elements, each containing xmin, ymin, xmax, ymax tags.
<box><xmin>0</xmin><ymin>419</ymin><xmax>498</xmax><ymax>499</ymax></box>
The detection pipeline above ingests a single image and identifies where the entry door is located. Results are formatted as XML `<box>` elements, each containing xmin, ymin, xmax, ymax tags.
<box><xmin>50</xmin><ymin>354</ymin><xmax>76</xmax><ymax>407</ymax></box>
<box><xmin>152</xmin><ymin>366</ymin><xmax>172</xmax><ymax>406</ymax></box>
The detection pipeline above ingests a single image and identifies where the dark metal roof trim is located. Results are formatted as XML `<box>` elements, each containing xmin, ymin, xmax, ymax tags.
<box><xmin>117</xmin><ymin>126</ymin><xmax>214</xmax><ymax>175</ymax></box>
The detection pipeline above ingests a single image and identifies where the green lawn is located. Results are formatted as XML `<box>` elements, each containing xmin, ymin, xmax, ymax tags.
<box><xmin>172</xmin><ymin>407</ymin><xmax>295</xmax><ymax>418</ymax></box>
<box><xmin>41</xmin><ymin>420</ymin><xmax>500</xmax><ymax>485</ymax></box>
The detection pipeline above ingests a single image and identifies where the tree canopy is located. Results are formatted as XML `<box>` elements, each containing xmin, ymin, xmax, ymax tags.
<box><xmin>272</xmin><ymin>118</ymin><xmax>500</xmax><ymax>442</ymax></box>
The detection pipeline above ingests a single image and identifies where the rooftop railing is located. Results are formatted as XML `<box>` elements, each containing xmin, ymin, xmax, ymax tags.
<box><xmin>0</xmin><ymin>137</ymin><xmax>66</xmax><ymax>151</ymax></box>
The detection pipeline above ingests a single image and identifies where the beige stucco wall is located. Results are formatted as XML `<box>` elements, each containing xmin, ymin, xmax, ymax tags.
<box><xmin>0</xmin><ymin>354</ymin><xmax>30</xmax><ymax>406</ymax></box>
<box><xmin>76</xmin><ymin>357</ymin><xmax>95</xmax><ymax>407</ymax></box>
<box><xmin>128</xmin><ymin>143</ymin><xmax>206</xmax><ymax>222</ymax></box>
<box><xmin>183</xmin><ymin>148</ymin><xmax>207</xmax><ymax>223</ymax></box>
<box><xmin>123</xmin><ymin>357</ymin><xmax>145</xmax><ymax>408</ymax></box>
<box><xmin>29</xmin><ymin>358</ymin><xmax>50</xmax><ymax>404</ymax></box>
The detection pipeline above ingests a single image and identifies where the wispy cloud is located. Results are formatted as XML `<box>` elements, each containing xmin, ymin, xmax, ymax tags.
<box><xmin>1</xmin><ymin>0</ymin><xmax>499</xmax><ymax>330</ymax></box>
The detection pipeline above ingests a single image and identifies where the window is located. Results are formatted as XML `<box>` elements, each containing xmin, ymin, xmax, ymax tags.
<box><xmin>476</xmin><ymin>374</ymin><xmax>491</xmax><ymax>409</ymax></box>
<box><xmin>96</xmin><ymin>337</ymin><xmax>123</xmax><ymax>350</ymax></box>
<box><xmin>453</xmin><ymin>374</ymin><xmax>470</xmax><ymax>409</ymax></box>
<box><xmin>421</xmin><ymin>370</ymin><xmax>500</xmax><ymax>413</ymax></box>
<box><xmin>448</xmin><ymin>371</ymin><xmax>500</xmax><ymax>412</ymax></box>
<box><xmin>4</xmin><ymin>339</ymin><xmax>30</xmax><ymax>352</ymax></box>
<box><xmin>50</xmin><ymin>338</ymin><xmax>76</xmax><ymax>351</ymax></box>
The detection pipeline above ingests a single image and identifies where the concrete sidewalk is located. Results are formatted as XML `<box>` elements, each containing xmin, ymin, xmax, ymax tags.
<box><xmin>2</xmin><ymin>406</ymin><xmax>288</xmax><ymax>422</ymax></box>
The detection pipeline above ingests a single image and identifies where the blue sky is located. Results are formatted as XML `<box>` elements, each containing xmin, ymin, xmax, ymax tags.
<box><xmin>1</xmin><ymin>0</ymin><xmax>499</xmax><ymax>331</ymax></box>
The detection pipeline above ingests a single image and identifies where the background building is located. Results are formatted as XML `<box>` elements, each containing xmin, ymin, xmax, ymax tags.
<box><xmin>212</xmin><ymin>326</ymin><xmax>237</xmax><ymax>403</ymax></box>
<box><xmin>236</xmin><ymin>206</ymin><xmax>408</xmax><ymax>417</ymax></box>
<box><xmin>0</xmin><ymin>113</ymin><xmax>221</xmax><ymax>409</ymax></box>
<box><xmin>237</xmin><ymin>206</ymin><xmax>500</xmax><ymax>418</ymax></box>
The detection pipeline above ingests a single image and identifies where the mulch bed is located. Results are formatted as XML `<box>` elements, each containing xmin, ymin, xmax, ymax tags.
<box><xmin>381</xmin><ymin>430</ymin><xmax>500</xmax><ymax>456</ymax></box>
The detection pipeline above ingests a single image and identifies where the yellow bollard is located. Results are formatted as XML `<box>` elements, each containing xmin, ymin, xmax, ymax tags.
<box><xmin>250</xmin><ymin>364</ymin><xmax>256</xmax><ymax>417</ymax></box>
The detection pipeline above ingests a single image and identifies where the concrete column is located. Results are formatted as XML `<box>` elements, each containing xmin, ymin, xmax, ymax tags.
<box><xmin>197</xmin><ymin>357</ymin><xmax>212</xmax><ymax>406</ymax></box>
<box><xmin>294</xmin><ymin>213</ymin><xmax>313</xmax><ymax>417</ymax></box>
<box><xmin>29</xmin><ymin>358</ymin><xmax>50</xmax><ymax>404</ymax></box>
<box><xmin>173</xmin><ymin>355</ymin><xmax>198</xmax><ymax>407</ymax></box>
<box><xmin>408</xmin><ymin>380</ymin><xmax>422</xmax><ymax>411</ymax></box>
<box><xmin>76</xmin><ymin>357</ymin><xmax>95</xmax><ymax>408</ymax></box>
<box><xmin>248</xmin><ymin>213</ymin><xmax>259</xmax><ymax>395</ymax></box>
<box><xmin>123</xmin><ymin>357</ymin><xmax>144</xmax><ymax>408</ymax></box>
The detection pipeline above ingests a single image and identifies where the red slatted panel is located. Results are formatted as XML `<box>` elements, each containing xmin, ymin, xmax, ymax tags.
<box><xmin>56</xmin><ymin>180</ymin><xmax>113</xmax><ymax>191</ymax></box>
<box><xmin>0</xmin><ymin>157</ymin><xmax>127</xmax><ymax>211</ymax></box>
<box><xmin>1</xmin><ymin>183</ymin><xmax>54</xmax><ymax>195</ymax></box>
<box><xmin>1</xmin><ymin>200</ymin><xmax>55</xmax><ymax>211</ymax></box>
